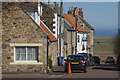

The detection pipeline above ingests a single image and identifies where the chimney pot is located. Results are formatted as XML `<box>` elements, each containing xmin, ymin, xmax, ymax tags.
<box><xmin>78</xmin><ymin>8</ymin><xmax>83</xmax><ymax>18</ymax></box>
<box><xmin>69</xmin><ymin>7</ymin><xmax>71</xmax><ymax>10</ymax></box>
<box><xmin>48</xmin><ymin>1</ymin><xmax>50</xmax><ymax>5</ymax></box>
<box><xmin>81</xmin><ymin>8</ymin><xmax>83</xmax><ymax>11</ymax></box>
<box><xmin>54</xmin><ymin>2</ymin><xmax>57</xmax><ymax>6</ymax></box>
<box><xmin>71</xmin><ymin>7</ymin><xmax>73</xmax><ymax>10</ymax></box>
<box><xmin>74</xmin><ymin>7</ymin><xmax>78</xmax><ymax>11</ymax></box>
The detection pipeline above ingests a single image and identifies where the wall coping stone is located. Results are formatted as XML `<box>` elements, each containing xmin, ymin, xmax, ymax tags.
<box><xmin>10</xmin><ymin>62</ymin><xmax>43</xmax><ymax>65</ymax></box>
<box><xmin>10</xmin><ymin>43</ymin><xmax>43</xmax><ymax>46</ymax></box>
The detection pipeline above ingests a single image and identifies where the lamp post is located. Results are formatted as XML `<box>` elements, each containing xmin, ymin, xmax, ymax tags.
<box><xmin>58</xmin><ymin>0</ymin><xmax>63</xmax><ymax>66</ymax></box>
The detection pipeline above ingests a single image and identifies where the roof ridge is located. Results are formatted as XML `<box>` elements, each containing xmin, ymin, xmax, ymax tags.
<box><xmin>64</xmin><ymin>15</ymin><xmax>75</xmax><ymax>27</ymax></box>
<box><xmin>76</xmin><ymin>15</ymin><xmax>94</xmax><ymax>30</ymax></box>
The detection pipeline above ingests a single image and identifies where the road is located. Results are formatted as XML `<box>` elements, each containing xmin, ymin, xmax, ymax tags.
<box><xmin>2</xmin><ymin>64</ymin><xmax>119</xmax><ymax>79</ymax></box>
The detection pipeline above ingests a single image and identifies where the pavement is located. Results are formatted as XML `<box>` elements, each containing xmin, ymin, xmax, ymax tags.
<box><xmin>1</xmin><ymin>64</ymin><xmax>120</xmax><ymax>79</ymax></box>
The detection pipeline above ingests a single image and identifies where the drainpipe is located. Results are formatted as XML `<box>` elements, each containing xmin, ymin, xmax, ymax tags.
<box><xmin>47</xmin><ymin>35</ymin><xmax>49</xmax><ymax>73</ymax></box>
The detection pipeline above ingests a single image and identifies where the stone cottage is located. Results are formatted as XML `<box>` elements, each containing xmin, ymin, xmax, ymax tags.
<box><xmin>20</xmin><ymin>2</ymin><xmax>59</xmax><ymax>66</ymax></box>
<box><xmin>2</xmin><ymin>2</ymin><xmax>57</xmax><ymax>73</ymax></box>
<box><xmin>40</xmin><ymin>2</ymin><xmax>64</xmax><ymax>66</ymax></box>
<box><xmin>68</xmin><ymin>7</ymin><xmax>94</xmax><ymax>54</ymax></box>
<box><xmin>21</xmin><ymin>2</ymin><xmax>65</xmax><ymax>66</ymax></box>
<box><xmin>64</xmin><ymin>20</ymin><xmax>75</xmax><ymax>59</ymax></box>
<box><xmin>64</xmin><ymin>14</ymin><xmax>87</xmax><ymax>54</ymax></box>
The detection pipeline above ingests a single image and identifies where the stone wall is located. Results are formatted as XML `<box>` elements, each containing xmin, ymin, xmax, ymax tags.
<box><xmin>0</xmin><ymin>2</ymin><xmax>2</xmax><ymax>79</ymax></box>
<box><xmin>90</xmin><ymin>30</ymin><xmax>94</xmax><ymax>54</ymax></box>
<box><xmin>64</xmin><ymin>27</ymin><xmax>75</xmax><ymax>59</ymax></box>
<box><xmin>41</xmin><ymin>3</ymin><xmax>58</xmax><ymax>66</ymax></box>
<box><xmin>49</xmin><ymin>42</ymin><xmax>57</xmax><ymax>66</ymax></box>
<box><xmin>41</xmin><ymin>3</ymin><xmax>55</xmax><ymax>34</ymax></box>
<box><xmin>2</xmin><ymin>3</ymin><xmax>47</xmax><ymax>73</ymax></box>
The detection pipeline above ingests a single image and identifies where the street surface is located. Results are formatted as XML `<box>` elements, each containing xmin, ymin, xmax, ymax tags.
<box><xmin>2</xmin><ymin>64</ymin><xmax>119</xmax><ymax>78</ymax></box>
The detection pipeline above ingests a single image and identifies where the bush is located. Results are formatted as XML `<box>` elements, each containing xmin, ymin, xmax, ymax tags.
<box><xmin>48</xmin><ymin>58</ymin><xmax>52</xmax><ymax>68</ymax></box>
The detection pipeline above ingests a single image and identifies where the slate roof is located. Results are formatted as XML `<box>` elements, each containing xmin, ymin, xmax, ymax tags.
<box><xmin>64</xmin><ymin>14</ymin><xmax>86</xmax><ymax>32</ymax></box>
<box><xmin>20</xmin><ymin>2</ymin><xmax>38</xmax><ymax>12</ymax></box>
<box><xmin>64</xmin><ymin>21</ymin><xmax>75</xmax><ymax>31</ymax></box>
<box><xmin>20</xmin><ymin>2</ymin><xmax>57</xmax><ymax>41</ymax></box>
<box><xmin>20</xmin><ymin>2</ymin><xmax>64</xmax><ymax>17</ymax></box>
<box><xmin>41</xmin><ymin>2</ymin><xmax>64</xmax><ymax>17</ymax></box>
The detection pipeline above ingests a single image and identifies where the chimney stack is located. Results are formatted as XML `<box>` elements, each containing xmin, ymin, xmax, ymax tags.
<box><xmin>69</xmin><ymin>7</ymin><xmax>71</xmax><ymax>10</ymax></box>
<box><xmin>54</xmin><ymin>2</ymin><xmax>57</xmax><ymax>6</ymax></box>
<box><xmin>74</xmin><ymin>7</ymin><xmax>78</xmax><ymax>16</ymax></box>
<box><xmin>78</xmin><ymin>8</ymin><xmax>83</xmax><ymax>18</ymax></box>
<box><xmin>54</xmin><ymin>2</ymin><xmax>63</xmax><ymax>14</ymax></box>
<box><xmin>48</xmin><ymin>1</ymin><xmax>50</xmax><ymax>5</ymax></box>
<box><xmin>71</xmin><ymin>7</ymin><xmax>73</xmax><ymax>11</ymax></box>
<box><xmin>48</xmin><ymin>1</ymin><xmax>54</xmax><ymax>9</ymax></box>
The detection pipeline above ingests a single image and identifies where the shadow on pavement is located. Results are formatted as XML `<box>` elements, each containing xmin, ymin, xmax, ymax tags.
<box><xmin>92</xmin><ymin>64</ymin><xmax>120</xmax><ymax>71</ymax></box>
<box><xmin>47</xmin><ymin>71</ymin><xmax>65</xmax><ymax>75</ymax></box>
<box><xmin>71</xmin><ymin>71</ymin><xmax>84</xmax><ymax>73</ymax></box>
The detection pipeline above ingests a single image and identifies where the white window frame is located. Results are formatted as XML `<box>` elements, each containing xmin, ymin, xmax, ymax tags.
<box><xmin>14</xmin><ymin>46</ymin><xmax>38</xmax><ymax>62</ymax></box>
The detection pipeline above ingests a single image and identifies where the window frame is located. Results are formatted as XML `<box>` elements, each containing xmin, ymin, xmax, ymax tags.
<box><xmin>14</xmin><ymin>46</ymin><xmax>38</xmax><ymax>62</ymax></box>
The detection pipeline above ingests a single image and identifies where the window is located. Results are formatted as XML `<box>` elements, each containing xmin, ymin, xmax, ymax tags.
<box><xmin>15</xmin><ymin>47</ymin><xmax>38</xmax><ymax>62</ymax></box>
<box><xmin>81</xmin><ymin>25</ymin><xmax>83</xmax><ymax>27</ymax></box>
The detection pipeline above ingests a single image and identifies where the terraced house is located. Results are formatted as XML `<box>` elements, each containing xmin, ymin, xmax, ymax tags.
<box><xmin>1</xmin><ymin>1</ymin><xmax>94</xmax><ymax>73</ymax></box>
<box><xmin>68</xmin><ymin>7</ymin><xmax>94</xmax><ymax>54</ymax></box>
<box><xmin>2</xmin><ymin>2</ymin><xmax>59</xmax><ymax>73</ymax></box>
<box><xmin>64</xmin><ymin>14</ymin><xmax>87</xmax><ymax>54</ymax></box>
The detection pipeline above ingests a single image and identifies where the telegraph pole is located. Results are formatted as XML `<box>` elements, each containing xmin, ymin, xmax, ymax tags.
<box><xmin>75</xmin><ymin>16</ymin><xmax>78</xmax><ymax>54</ymax></box>
<box><xmin>59</xmin><ymin>0</ymin><xmax>63</xmax><ymax>66</ymax></box>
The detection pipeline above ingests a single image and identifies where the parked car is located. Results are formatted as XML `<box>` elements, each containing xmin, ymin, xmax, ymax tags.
<box><xmin>92</xmin><ymin>56</ymin><xmax>100</xmax><ymax>65</ymax></box>
<box><xmin>88</xmin><ymin>54</ymin><xmax>95</xmax><ymax>66</ymax></box>
<box><xmin>64</xmin><ymin>54</ymin><xmax>87</xmax><ymax>73</ymax></box>
<box><xmin>105</xmin><ymin>57</ymin><xmax>115</xmax><ymax>64</ymax></box>
<box><xmin>78</xmin><ymin>53</ymin><xmax>91</xmax><ymax>66</ymax></box>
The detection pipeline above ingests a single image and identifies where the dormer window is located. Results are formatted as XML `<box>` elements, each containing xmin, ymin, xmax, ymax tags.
<box><xmin>81</xmin><ymin>25</ymin><xmax>83</xmax><ymax>26</ymax></box>
<box><xmin>28</xmin><ymin>12</ymin><xmax>35</xmax><ymax>20</ymax></box>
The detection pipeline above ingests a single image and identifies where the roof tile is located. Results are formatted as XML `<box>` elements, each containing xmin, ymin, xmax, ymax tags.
<box><xmin>64</xmin><ymin>14</ymin><xmax>86</xmax><ymax>32</ymax></box>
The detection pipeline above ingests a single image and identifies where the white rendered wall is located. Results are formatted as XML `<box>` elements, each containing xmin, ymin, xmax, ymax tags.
<box><xmin>61</xmin><ymin>18</ymin><xmax>64</xmax><ymax>57</ymax></box>
<box><xmin>77</xmin><ymin>32</ymin><xmax>87</xmax><ymax>53</ymax></box>
<box><xmin>57</xmin><ymin>16</ymin><xmax>64</xmax><ymax>58</ymax></box>
<box><xmin>53</xmin><ymin>13</ymin><xmax>58</xmax><ymax>38</ymax></box>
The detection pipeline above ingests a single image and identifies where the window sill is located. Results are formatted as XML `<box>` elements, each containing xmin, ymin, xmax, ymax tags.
<box><xmin>10</xmin><ymin>62</ymin><xmax>43</xmax><ymax>65</ymax></box>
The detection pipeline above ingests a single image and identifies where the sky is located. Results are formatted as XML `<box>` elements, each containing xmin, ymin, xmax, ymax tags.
<box><xmin>45</xmin><ymin>1</ymin><xmax>118</xmax><ymax>36</ymax></box>
<box><xmin>63</xmin><ymin>2</ymin><xmax>118</xmax><ymax>36</ymax></box>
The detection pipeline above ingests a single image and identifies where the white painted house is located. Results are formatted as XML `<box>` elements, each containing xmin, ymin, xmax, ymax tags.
<box><xmin>64</xmin><ymin>14</ymin><xmax>87</xmax><ymax>54</ymax></box>
<box><xmin>77</xmin><ymin>32</ymin><xmax>87</xmax><ymax>53</ymax></box>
